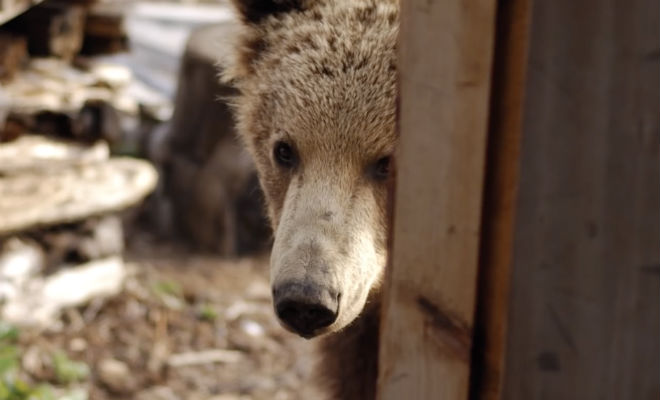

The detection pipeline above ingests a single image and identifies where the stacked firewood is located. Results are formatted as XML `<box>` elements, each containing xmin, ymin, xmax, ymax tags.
<box><xmin>0</xmin><ymin>0</ymin><xmax>127</xmax><ymax>77</ymax></box>
<box><xmin>0</xmin><ymin>0</ymin><xmax>162</xmax><ymax>329</ymax></box>
<box><xmin>0</xmin><ymin>135</ymin><xmax>158</xmax><ymax>329</ymax></box>
<box><xmin>0</xmin><ymin>0</ymin><xmax>168</xmax><ymax>145</ymax></box>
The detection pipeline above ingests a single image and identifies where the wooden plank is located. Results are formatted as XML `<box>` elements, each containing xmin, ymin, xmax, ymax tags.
<box><xmin>468</xmin><ymin>1</ymin><xmax>531</xmax><ymax>399</ymax></box>
<box><xmin>502</xmin><ymin>0</ymin><xmax>660</xmax><ymax>399</ymax></box>
<box><xmin>377</xmin><ymin>0</ymin><xmax>497</xmax><ymax>399</ymax></box>
<box><xmin>0</xmin><ymin>0</ymin><xmax>44</xmax><ymax>26</ymax></box>
<box><xmin>5</xmin><ymin>2</ymin><xmax>86</xmax><ymax>61</ymax></box>
<box><xmin>0</xmin><ymin>32</ymin><xmax>27</xmax><ymax>82</ymax></box>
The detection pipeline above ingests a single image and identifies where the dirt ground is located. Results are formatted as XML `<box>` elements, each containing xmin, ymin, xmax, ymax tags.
<box><xmin>13</xmin><ymin>232</ymin><xmax>317</xmax><ymax>400</ymax></box>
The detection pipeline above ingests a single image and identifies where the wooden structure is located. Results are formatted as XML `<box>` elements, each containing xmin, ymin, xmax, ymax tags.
<box><xmin>378</xmin><ymin>0</ymin><xmax>659</xmax><ymax>399</ymax></box>
<box><xmin>377</xmin><ymin>0</ymin><xmax>498</xmax><ymax>399</ymax></box>
<box><xmin>0</xmin><ymin>0</ymin><xmax>45</xmax><ymax>25</ymax></box>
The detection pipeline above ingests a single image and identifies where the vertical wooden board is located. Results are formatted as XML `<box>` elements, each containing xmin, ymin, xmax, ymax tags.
<box><xmin>470</xmin><ymin>0</ymin><xmax>531</xmax><ymax>399</ymax></box>
<box><xmin>503</xmin><ymin>0</ymin><xmax>660</xmax><ymax>399</ymax></box>
<box><xmin>377</xmin><ymin>1</ymin><xmax>497</xmax><ymax>399</ymax></box>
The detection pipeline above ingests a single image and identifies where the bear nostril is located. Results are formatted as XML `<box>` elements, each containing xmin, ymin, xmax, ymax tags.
<box><xmin>273</xmin><ymin>282</ymin><xmax>339</xmax><ymax>336</ymax></box>
<box><xmin>276</xmin><ymin>300</ymin><xmax>337</xmax><ymax>336</ymax></box>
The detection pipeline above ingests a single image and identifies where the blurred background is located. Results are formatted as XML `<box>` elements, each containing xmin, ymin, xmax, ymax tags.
<box><xmin>0</xmin><ymin>1</ymin><xmax>311</xmax><ymax>399</ymax></box>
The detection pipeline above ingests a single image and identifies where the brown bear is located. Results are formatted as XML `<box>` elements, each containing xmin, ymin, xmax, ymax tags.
<box><xmin>221</xmin><ymin>1</ymin><xmax>398</xmax><ymax>398</ymax></box>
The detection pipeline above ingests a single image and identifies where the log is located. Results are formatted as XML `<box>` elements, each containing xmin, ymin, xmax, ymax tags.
<box><xmin>0</xmin><ymin>135</ymin><xmax>109</xmax><ymax>174</ymax></box>
<box><xmin>2</xmin><ymin>58</ymin><xmax>132</xmax><ymax>142</ymax></box>
<box><xmin>5</xmin><ymin>2</ymin><xmax>86</xmax><ymax>61</ymax></box>
<box><xmin>80</xmin><ymin>1</ymin><xmax>129</xmax><ymax>55</ymax></box>
<box><xmin>0</xmin><ymin>157</ymin><xmax>158</xmax><ymax>235</ymax></box>
<box><xmin>2</xmin><ymin>256</ymin><xmax>126</xmax><ymax>328</ymax></box>
<box><xmin>0</xmin><ymin>33</ymin><xmax>27</xmax><ymax>82</ymax></box>
<box><xmin>0</xmin><ymin>0</ymin><xmax>45</xmax><ymax>25</ymax></box>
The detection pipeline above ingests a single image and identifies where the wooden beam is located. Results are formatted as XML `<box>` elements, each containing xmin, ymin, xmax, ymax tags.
<box><xmin>502</xmin><ymin>0</ymin><xmax>660</xmax><ymax>398</ymax></box>
<box><xmin>377</xmin><ymin>0</ymin><xmax>498</xmax><ymax>399</ymax></box>
<box><xmin>469</xmin><ymin>0</ymin><xmax>531</xmax><ymax>399</ymax></box>
<box><xmin>0</xmin><ymin>0</ymin><xmax>45</xmax><ymax>26</ymax></box>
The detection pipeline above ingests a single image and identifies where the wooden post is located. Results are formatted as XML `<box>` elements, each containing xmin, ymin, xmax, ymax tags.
<box><xmin>469</xmin><ymin>0</ymin><xmax>531</xmax><ymax>399</ymax></box>
<box><xmin>501</xmin><ymin>0</ymin><xmax>660</xmax><ymax>398</ymax></box>
<box><xmin>377</xmin><ymin>0</ymin><xmax>498</xmax><ymax>399</ymax></box>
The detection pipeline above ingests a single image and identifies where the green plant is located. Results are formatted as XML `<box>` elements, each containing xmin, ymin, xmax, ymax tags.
<box><xmin>51</xmin><ymin>353</ymin><xmax>89</xmax><ymax>385</ymax></box>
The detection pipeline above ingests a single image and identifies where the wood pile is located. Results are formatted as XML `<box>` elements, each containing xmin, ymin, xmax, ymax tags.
<box><xmin>0</xmin><ymin>0</ymin><xmax>172</xmax><ymax>146</ymax></box>
<box><xmin>0</xmin><ymin>32</ymin><xmax>26</xmax><ymax>82</ymax></box>
<box><xmin>0</xmin><ymin>2</ymin><xmax>270</xmax><ymax>331</ymax></box>
<box><xmin>4</xmin><ymin>2</ymin><xmax>86</xmax><ymax>60</ymax></box>
<box><xmin>0</xmin><ymin>135</ymin><xmax>157</xmax><ymax>328</ymax></box>
<box><xmin>0</xmin><ymin>0</ymin><xmax>162</xmax><ymax>329</ymax></box>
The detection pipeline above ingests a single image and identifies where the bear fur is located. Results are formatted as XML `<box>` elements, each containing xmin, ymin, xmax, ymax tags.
<box><xmin>221</xmin><ymin>1</ymin><xmax>398</xmax><ymax>398</ymax></box>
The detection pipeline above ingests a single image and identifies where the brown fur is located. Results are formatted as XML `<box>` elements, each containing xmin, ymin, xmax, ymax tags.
<box><xmin>220</xmin><ymin>1</ymin><xmax>398</xmax><ymax>398</ymax></box>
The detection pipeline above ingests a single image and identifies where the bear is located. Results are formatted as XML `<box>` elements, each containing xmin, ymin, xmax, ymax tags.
<box><xmin>221</xmin><ymin>1</ymin><xmax>398</xmax><ymax>398</ymax></box>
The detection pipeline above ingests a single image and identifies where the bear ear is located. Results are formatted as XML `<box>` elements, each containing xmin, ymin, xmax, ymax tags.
<box><xmin>230</xmin><ymin>0</ymin><xmax>309</xmax><ymax>24</ymax></box>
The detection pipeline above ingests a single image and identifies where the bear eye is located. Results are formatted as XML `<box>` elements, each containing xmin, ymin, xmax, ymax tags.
<box><xmin>372</xmin><ymin>156</ymin><xmax>392</xmax><ymax>181</ymax></box>
<box><xmin>274</xmin><ymin>141</ymin><xmax>297</xmax><ymax>168</ymax></box>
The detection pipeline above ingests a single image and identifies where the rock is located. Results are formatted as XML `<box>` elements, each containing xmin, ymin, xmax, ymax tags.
<box><xmin>97</xmin><ymin>358</ymin><xmax>133</xmax><ymax>393</ymax></box>
<box><xmin>21</xmin><ymin>345</ymin><xmax>50</xmax><ymax>380</ymax></box>
<box><xmin>0</xmin><ymin>157</ymin><xmax>158</xmax><ymax>235</ymax></box>
<box><xmin>2</xmin><ymin>256</ymin><xmax>126</xmax><ymax>328</ymax></box>
<box><xmin>245</xmin><ymin>279</ymin><xmax>270</xmax><ymax>301</ymax></box>
<box><xmin>68</xmin><ymin>337</ymin><xmax>87</xmax><ymax>352</ymax></box>
<box><xmin>135</xmin><ymin>386</ymin><xmax>180</xmax><ymax>400</ymax></box>
<box><xmin>166</xmin><ymin>349</ymin><xmax>243</xmax><ymax>368</ymax></box>
<box><xmin>240</xmin><ymin>319</ymin><xmax>264</xmax><ymax>337</ymax></box>
<box><xmin>208</xmin><ymin>395</ymin><xmax>251</xmax><ymax>400</ymax></box>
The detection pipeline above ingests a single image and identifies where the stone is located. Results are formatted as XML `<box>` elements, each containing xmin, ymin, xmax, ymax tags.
<box><xmin>97</xmin><ymin>358</ymin><xmax>134</xmax><ymax>393</ymax></box>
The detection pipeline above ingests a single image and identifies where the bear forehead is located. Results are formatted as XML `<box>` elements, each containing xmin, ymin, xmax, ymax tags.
<box><xmin>246</xmin><ymin>0</ymin><xmax>399</xmax><ymax>155</ymax></box>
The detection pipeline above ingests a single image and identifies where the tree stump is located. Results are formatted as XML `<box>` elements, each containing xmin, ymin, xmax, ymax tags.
<box><xmin>162</xmin><ymin>23</ymin><xmax>270</xmax><ymax>256</ymax></box>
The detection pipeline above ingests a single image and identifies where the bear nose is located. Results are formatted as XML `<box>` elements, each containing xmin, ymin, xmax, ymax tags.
<box><xmin>273</xmin><ymin>282</ymin><xmax>339</xmax><ymax>337</ymax></box>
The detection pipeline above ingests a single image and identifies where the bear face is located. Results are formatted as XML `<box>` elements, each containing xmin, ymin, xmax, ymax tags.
<box><xmin>223</xmin><ymin>0</ymin><xmax>398</xmax><ymax>338</ymax></box>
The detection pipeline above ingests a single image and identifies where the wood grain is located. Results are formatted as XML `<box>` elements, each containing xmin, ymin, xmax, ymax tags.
<box><xmin>469</xmin><ymin>0</ymin><xmax>531</xmax><ymax>399</ymax></box>
<box><xmin>377</xmin><ymin>0</ymin><xmax>498</xmax><ymax>398</ymax></box>
<box><xmin>502</xmin><ymin>0</ymin><xmax>660</xmax><ymax>398</ymax></box>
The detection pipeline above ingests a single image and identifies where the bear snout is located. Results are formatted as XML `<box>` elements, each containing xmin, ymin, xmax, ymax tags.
<box><xmin>273</xmin><ymin>282</ymin><xmax>340</xmax><ymax>338</ymax></box>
